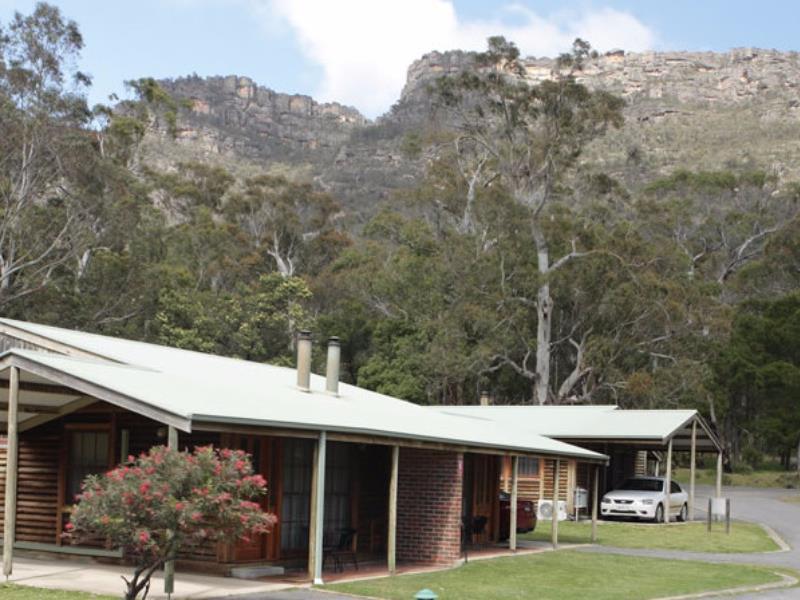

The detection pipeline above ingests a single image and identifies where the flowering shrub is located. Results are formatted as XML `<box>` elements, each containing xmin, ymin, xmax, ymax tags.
<box><xmin>66</xmin><ymin>445</ymin><xmax>277</xmax><ymax>600</ymax></box>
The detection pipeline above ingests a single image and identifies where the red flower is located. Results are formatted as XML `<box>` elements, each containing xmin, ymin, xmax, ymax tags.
<box><xmin>175</xmin><ymin>502</ymin><xmax>185</xmax><ymax>511</ymax></box>
<box><xmin>139</xmin><ymin>530</ymin><xmax>150</xmax><ymax>543</ymax></box>
<box><xmin>234</xmin><ymin>460</ymin><xmax>246</xmax><ymax>472</ymax></box>
<box><xmin>64</xmin><ymin>522</ymin><xmax>74</xmax><ymax>531</ymax></box>
<box><xmin>139</xmin><ymin>482</ymin><xmax>151</xmax><ymax>494</ymax></box>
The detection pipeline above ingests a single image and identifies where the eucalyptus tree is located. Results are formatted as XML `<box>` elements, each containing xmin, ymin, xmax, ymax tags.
<box><xmin>225</xmin><ymin>175</ymin><xmax>342</xmax><ymax>278</ymax></box>
<box><xmin>0</xmin><ymin>3</ymin><xmax>95</xmax><ymax>308</ymax></box>
<box><xmin>434</xmin><ymin>37</ymin><xmax>624</xmax><ymax>403</ymax></box>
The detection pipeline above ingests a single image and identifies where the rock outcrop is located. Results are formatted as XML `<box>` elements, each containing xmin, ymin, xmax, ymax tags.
<box><xmin>145</xmin><ymin>48</ymin><xmax>800</xmax><ymax>219</ymax></box>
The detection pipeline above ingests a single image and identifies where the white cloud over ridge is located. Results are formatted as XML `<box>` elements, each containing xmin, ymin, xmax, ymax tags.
<box><xmin>261</xmin><ymin>1</ymin><xmax>655</xmax><ymax>118</ymax></box>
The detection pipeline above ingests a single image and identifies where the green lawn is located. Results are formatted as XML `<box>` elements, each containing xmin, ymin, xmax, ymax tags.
<box><xmin>781</xmin><ymin>495</ymin><xmax>800</xmax><ymax>505</ymax></box>
<box><xmin>0</xmin><ymin>585</ymin><xmax>114</xmax><ymax>599</ymax></box>
<box><xmin>522</xmin><ymin>519</ymin><xmax>779</xmax><ymax>553</ymax></box>
<box><xmin>327</xmin><ymin>551</ymin><xmax>786</xmax><ymax>600</ymax></box>
<box><xmin>673</xmin><ymin>467</ymin><xmax>800</xmax><ymax>489</ymax></box>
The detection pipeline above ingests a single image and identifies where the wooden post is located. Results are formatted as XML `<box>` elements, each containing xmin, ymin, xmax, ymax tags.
<box><xmin>552</xmin><ymin>459</ymin><xmax>560</xmax><ymax>550</ymax></box>
<box><xmin>387</xmin><ymin>445</ymin><xmax>399</xmax><ymax>574</ymax></box>
<box><xmin>715</xmin><ymin>451</ymin><xmax>723</xmax><ymax>499</ymax></box>
<box><xmin>3</xmin><ymin>366</ymin><xmax>19</xmax><ymax>579</ymax></box>
<box><xmin>509</xmin><ymin>456</ymin><xmax>518</xmax><ymax>551</ymax></box>
<box><xmin>725</xmin><ymin>498</ymin><xmax>731</xmax><ymax>534</ymax></box>
<box><xmin>664</xmin><ymin>438</ymin><xmax>673</xmax><ymax>524</ymax></box>
<box><xmin>308</xmin><ymin>431</ymin><xmax>327</xmax><ymax>584</ymax></box>
<box><xmin>591</xmin><ymin>465</ymin><xmax>599</xmax><ymax>543</ymax></box>
<box><xmin>689</xmin><ymin>421</ymin><xmax>697</xmax><ymax>521</ymax></box>
<box><xmin>164</xmin><ymin>426</ymin><xmax>178</xmax><ymax>596</ymax></box>
<box><xmin>707</xmin><ymin>498</ymin><xmax>712</xmax><ymax>531</ymax></box>
<box><xmin>119</xmin><ymin>429</ymin><xmax>130</xmax><ymax>463</ymax></box>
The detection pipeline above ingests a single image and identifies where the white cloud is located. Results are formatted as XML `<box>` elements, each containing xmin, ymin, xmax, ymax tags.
<box><xmin>259</xmin><ymin>0</ymin><xmax>655</xmax><ymax>118</ymax></box>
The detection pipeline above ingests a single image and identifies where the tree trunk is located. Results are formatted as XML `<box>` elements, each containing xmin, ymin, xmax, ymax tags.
<box><xmin>533</xmin><ymin>223</ymin><xmax>551</xmax><ymax>405</ymax></box>
<box><xmin>797</xmin><ymin>438</ymin><xmax>800</xmax><ymax>479</ymax></box>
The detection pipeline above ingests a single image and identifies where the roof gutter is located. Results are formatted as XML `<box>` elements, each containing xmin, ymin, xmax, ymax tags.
<box><xmin>190</xmin><ymin>414</ymin><xmax>609</xmax><ymax>464</ymax></box>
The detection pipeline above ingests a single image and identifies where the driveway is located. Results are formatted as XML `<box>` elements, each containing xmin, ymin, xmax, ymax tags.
<box><xmin>577</xmin><ymin>484</ymin><xmax>800</xmax><ymax>598</ymax></box>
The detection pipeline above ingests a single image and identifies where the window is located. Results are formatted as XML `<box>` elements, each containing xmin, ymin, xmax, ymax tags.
<box><xmin>324</xmin><ymin>442</ymin><xmax>353</xmax><ymax>537</ymax></box>
<box><xmin>66</xmin><ymin>431</ymin><xmax>110</xmax><ymax>503</ymax></box>
<box><xmin>670</xmin><ymin>481</ymin><xmax>682</xmax><ymax>493</ymax></box>
<box><xmin>280</xmin><ymin>439</ymin><xmax>313</xmax><ymax>552</ymax></box>
<box><xmin>518</xmin><ymin>457</ymin><xmax>540</xmax><ymax>477</ymax></box>
<box><xmin>619</xmin><ymin>478</ymin><xmax>662</xmax><ymax>492</ymax></box>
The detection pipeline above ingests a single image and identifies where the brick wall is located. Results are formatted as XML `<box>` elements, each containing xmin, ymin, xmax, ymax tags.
<box><xmin>396</xmin><ymin>448</ymin><xmax>463</xmax><ymax>565</ymax></box>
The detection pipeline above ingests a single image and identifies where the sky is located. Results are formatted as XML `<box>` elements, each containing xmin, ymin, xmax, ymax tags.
<box><xmin>1</xmin><ymin>0</ymin><xmax>799</xmax><ymax>119</ymax></box>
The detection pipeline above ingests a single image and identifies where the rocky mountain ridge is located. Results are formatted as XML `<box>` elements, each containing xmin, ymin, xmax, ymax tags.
<box><xmin>145</xmin><ymin>48</ymin><xmax>800</xmax><ymax>219</ymax></box>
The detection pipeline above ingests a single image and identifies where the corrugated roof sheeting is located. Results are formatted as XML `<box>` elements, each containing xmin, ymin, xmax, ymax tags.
<box><xmin>436</xmin><ymin>405</ymin><xmax>721</xmax><ymax>452</ymax></box>
<box><xmin>0</xmin><ymin>319</ymin><xmax>606</xmax><ymax>461</ymax></box>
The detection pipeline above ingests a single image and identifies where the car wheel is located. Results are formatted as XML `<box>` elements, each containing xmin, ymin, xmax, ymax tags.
<box><xmin>654</xmin><ymin>504</ymin><xmax>664</xmax><ymax>523</ymax></box>
<box><xmin>678</xmin><ymin>504</ymin><xmax>688</xmax><ymax>522</ymax></box>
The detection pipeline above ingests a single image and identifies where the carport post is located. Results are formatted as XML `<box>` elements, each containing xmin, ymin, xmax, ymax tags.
<box><xmin>591</xmin><ymin>465</ymin><xmax>599</xmax><ymax>543</ymax></box>
<box><xmin>387</xmin><ymin>445</ymin><xmax>399</xmax><ymax>574</ymax></box>
<box><xmin>664</xmin><ymin>438</ymin><xmax>673</xmax><ymax>524</ymax></box>
<box><xmin>2</xmin><ymin>366</ymin><xmax>19</xmax><ymax>579</ymax></box>
<box><xmin>509</xmin><ymin>455</ymin><xmax>518</xmax><ymax>552</ymax></box>
<box><xmin>689</xmin><ymin>420</ymin><xmax>697</xmax><ymax>521</ymax></box>
<box><xmin>552</xmin><ymin>459</ymin><xmax>560</xmax><ymax>550</ymax></box>
<box><xmin>164</xmin><ymin>426</ymin><xmax>178</xmax><ymax>596</ymax></box>
<box><xmin>715</xmin><ymin>451</ymin><xmax>723</xmax><ymax>498</ymax></box>
<box><xmin>308</xmin><ymin>431</ymin><xmax>327</xmax><ymax>584</ymax></box>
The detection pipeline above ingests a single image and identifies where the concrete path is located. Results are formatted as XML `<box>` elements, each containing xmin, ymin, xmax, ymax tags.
<box><xmin>5</xmin><ymin>556</ymin><xmax>295</xmax><ymax>599</ymax></box>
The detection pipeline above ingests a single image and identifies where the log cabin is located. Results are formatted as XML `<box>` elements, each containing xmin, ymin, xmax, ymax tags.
<box><xmin>0</xmin><ymin>318</ymin><xmax>607</xmax><ymax>585</ymax></box>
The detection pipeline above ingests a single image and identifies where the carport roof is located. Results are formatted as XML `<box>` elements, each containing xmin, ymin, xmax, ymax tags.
<box><xmin>0</xmin><ymin>319</ymin><xmax>607</xmax><ymax>462</ymax></box>
<box><xmin>434</xmin><ymin>405</ymin><xmax>722</xmax><ymax>453</ymax></box>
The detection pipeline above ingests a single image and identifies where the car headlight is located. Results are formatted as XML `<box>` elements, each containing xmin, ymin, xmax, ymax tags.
<box><xmin>640</xmin><ymin>499</ymin><xmax>654</xmax><ymax>505</ymax></box>
<box><xmin>602</xmin><ymin>496</ymin><xmax>611</xmax><ymax>504</ymax></box>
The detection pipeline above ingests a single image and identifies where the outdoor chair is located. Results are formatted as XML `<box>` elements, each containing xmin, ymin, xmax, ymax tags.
<box><xmin>322</xmin><ymin>527</ymin><xmax>358</xmax><ymax>573</ymax></box>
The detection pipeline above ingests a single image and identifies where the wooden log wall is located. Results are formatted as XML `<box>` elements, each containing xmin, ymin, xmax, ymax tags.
<box><xmin>0</xmin><ymin>426</ymin><xmax>60</xmax><ymax>544</ymax></box>
<box><xmin>0</xmin><ymin>404</ymin><xmax>222</xmax><ymax>563</ymax></box>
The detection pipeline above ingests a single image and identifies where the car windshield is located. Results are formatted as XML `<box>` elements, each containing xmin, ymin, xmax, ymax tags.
<box><xmin>619</xmin><ymin>479</ymin><xmax>663</xmax><ymax>492</ymax></box>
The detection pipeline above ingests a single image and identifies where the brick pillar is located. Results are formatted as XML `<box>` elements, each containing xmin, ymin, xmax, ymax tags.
<box><xmin>396</xmin><ymin>448</ymin><xmax>463</xmax><ymax>565</ymax></box>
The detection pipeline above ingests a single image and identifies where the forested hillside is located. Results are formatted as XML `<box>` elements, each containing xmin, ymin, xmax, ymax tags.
<box><xmin>1</xmin><ymin>5</ymin><xmax>798</xmax><ymax>471</ymax></box>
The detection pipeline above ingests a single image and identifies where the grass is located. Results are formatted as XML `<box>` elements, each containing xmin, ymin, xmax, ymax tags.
<box><xmin>673</xmin><ymin>467</ymin><xmax>800</xmax><ymax>489</ymax></box>
<box><xmin>522</xmin><ymin>519</ymin><xmax>779</xmax><ymax>553</ymax></box>
<box><xmin>327</xmin><ymin>550</ymin><xmax>786</xmax><ymax>600</ymax></box>
<box><xmin>781</xmin><ymin>495</ymin><xmax>800</xmax><ymax>505</ymax></box>
<box><xmin>0</xmin><ymin>585</ymin><xmax>114</xmax><ymax>599</ymax></box>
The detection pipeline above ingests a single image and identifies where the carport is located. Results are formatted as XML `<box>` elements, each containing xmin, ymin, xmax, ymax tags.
<box><xmin>434</xmin><ymin>406</ymin><xmax>724</xmax><ymax>524</ymax></box>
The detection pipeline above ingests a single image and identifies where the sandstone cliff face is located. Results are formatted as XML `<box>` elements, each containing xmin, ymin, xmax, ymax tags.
<box><xmin>160</xmin><ymin>75</ymin><xmax>367</xmax><ymax>160</ymax></box>
<box><xmin>147</xmin><ymin>49</ymin><xmax>800</xmax><ymax>219</ymax></box>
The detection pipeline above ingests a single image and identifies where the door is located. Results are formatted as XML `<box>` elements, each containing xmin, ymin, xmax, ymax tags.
<box><xmin>669</xmin><ymin>480</ymin><xmax>684</xmax><ymax>515</ymax></box>
<box><xmin>232</xmin><ymin>435</ymin><xmax>271</xmax><ymax>562</ymax></box>
<box><xmin>465</xmin><ymin>454</ymin><xmax>499</xmax><ymax>543</ymax></box>
<box><xmin>280</xmin><ymin>438</ymin><xmax>313</xmax><ymax>556</ymax></box>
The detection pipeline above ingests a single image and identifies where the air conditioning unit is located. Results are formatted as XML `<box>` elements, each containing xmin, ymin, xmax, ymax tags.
<box><xmin>537</xmin><ymin>499</ymin><xmax>568</xmax><ymax>522</ymax></box>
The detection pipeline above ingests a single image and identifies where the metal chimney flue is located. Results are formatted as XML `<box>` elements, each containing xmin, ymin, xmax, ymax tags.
<box><xmin>326</xmin><ymin>337</ymin><xmax>341</xmax><ymax>396</ymax></box>
<box><xmin>296</xmin><ymin>330</ymin><xmax>312</xmax><ymax>392</ymax></box>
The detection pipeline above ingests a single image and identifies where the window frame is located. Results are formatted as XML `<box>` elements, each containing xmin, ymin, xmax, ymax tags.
<box><xmin>517</xmin><ymin>456</ymin><xmax>542</xmax><ymax>478</ymax></box>
<box><xmin>60</xmin><ymin>423</ymin><xmax>113</xmax><ymax>511</ymax></box>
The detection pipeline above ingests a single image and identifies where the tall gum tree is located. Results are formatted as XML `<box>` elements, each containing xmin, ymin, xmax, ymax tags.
<box><xmin>434</xmin><ymin>37</ymin><xmax>624</xmax><ymax>403</ymax></box>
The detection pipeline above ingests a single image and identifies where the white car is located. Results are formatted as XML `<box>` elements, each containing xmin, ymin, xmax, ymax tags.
<box><xmin>601</xmin><ymin>476</ymin><xmax>688</xmax><ymax>522</ymax></box>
